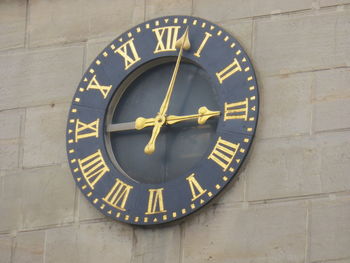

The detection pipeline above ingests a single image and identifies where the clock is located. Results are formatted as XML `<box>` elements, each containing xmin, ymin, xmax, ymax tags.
<box><xmin>66</xmin><ymin>15</ymin><xmax>259</xmax><ymax>225</ymax></box>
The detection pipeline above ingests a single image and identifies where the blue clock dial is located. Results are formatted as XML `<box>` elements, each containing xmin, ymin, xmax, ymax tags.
<box><xmin>66</xmin><ymin>16</ymin><xmax>259</xmax><ymax>225</ymax></box>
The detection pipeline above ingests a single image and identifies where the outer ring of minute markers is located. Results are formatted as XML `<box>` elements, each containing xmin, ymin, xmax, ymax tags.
<box><xmin>66</xmin><ymin>15</ymin><xmax>259</xmax><ymax>225</ymax></box>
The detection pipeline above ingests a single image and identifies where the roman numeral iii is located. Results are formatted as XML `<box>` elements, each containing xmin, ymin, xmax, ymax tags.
<box><xmin>115</xmin><ymin>38</ymin><xmax>141</xmax><ymax>70</ymax></box>
<box><xmin>208</xmin><ymin>137</ymin><xmax>240</xmax><ymax>171</ymax></box>
<box><xmin>186</xmin><ymin>173</ymin><xmax>207</xmax><ymax>201</ymax></box>
<box><xmin>224</xmin><ymin>98</ymin><xmax>248</xmax><ymax>121</ymax></box>
<box><xmin>103</xmin><ymin>178</ymin><xmax>133</xmax><ymax>211</ymax></box>
<box><xmin>87</xmin><ymin>75</ymin><xmax>112</xmax><ymax>99</ymax></box>
<box><xmin>78</xmin><ymin>149</ymin><xmax>110</xmax><ymax>189</ymax></box>
<box><xmin>145</xmin><ymin>188</ymin><xmax>167</xmax><ymax>215</ymax></box>
<box><xmin>153</xmin><ymin>26</ymin><xmax>180</xmax><ymax>53</ymax></box>
<box><xmin>216</xmin><ymin>58</ymin><xmax>242</xmax><ymax>84</ymax></box>
<box><xmin>75</xmin><ymin>118</ymin><xmax>99</xmax><ymax>142</ymax></box>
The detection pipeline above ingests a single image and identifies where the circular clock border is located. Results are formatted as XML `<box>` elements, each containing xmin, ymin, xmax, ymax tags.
<box><xmin>66</xmin><ymin>15</ymin><xmax>259</xmax><ymax>225</ymax></box>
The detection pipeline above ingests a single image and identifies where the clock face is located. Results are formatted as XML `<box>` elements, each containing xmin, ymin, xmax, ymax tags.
<box><xmin>66</xmin><ymin>16</ymin><xmax>259</xmax><ymax>225</ymax></box>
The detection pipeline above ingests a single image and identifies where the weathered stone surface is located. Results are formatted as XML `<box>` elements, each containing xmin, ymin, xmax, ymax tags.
<box><xmin>193</xmin><ymin>0</ymin><xmax>313</xmax><ymax>22</ymax></box>
<box><xmin>132</xmin><ymin>225</ymin><xmax>181</xmax><ymax>263</ymax></box>
<box><xmin>85</xmin><ymin>38</ymin><xmax>112</xmax><ymax>70</ymax></box>
<box><xmin>214</xmin><ymin>172</ymin><xmax>245</xmax><ymax>205</ymax></box>
<box><xmin>246</xmin><ymin>131</ymin><xmax>350</xmax><ymax>201</ymax></box>
<box><xmin>254</xmin><ymin>8</ymin><xmax>350</xmax><ymax>76</ymax></box>
<box><xmin>0</xmin><ymin>109</ymin><xmax>24</xmax><ymax>140</ymax></box>
<box><xmin>319</xmin><ymin>0</ymin><xmax>350</xmax><ymax>7</ymax></box>
<box><xmin>145</xmin><ymin>0</ymin><xmax>192</xmax><ymax>20</ymax></box>
<box><xmin>23</xmin><ymin>103</ymin><xmax>69</xmax><ymax>168</ymax></box>
<box><xmin>2</xmin><ymin>165</ymin><xmax>75</xmax><ymax>230</ymax></box>
<box><xmin>45</xmin><ymin>222</ymin><xmax>133</xmax><ymax>263</ymax></box>
<box><xmin>313</xmin><ymin>98</ymin><xmax>350</xmax><ymax>132</ymax></box>
<box><xmin>258</xmin><ymin>73</ymin><xmax>312</xmax><ymax>139</ymax></box>
<box><xmin>310</xmin><ymin>196</ymin><xmax>350</xmax><ymax>262</ymax></box>
<box><xmin>0</xmin><ymin>235</ymin><xmax>12</xmax><ymax>263</ymax></box>
<box><xmin>183</xmin><ymin>201</ymin><xmax>307</xmax><ymax>263</ymax></box>
<box><xmin>78</xmin><ymin>191</ymin><xmax>105</xmax><ymax>221</ymax></box>
<box><xmin>0</xmin><ymin>0</ymin><xmax>26</xmax><ymax>50</ymax></box>
<box><xmin>219</xmin><ymin>19</ymin><xmax>253</xmax><ymax>55</ymax></box>
<box><xmin>0</xmin><ymin>46</ymin><xmax>83</xmax><ymax>111</ymax></box>
<box><xmin>13</xmin><ymin>231</ymin><xmax>45</xmax><ymax>263</ymax></box>
<box><xmin>313</xmin><ymin>68</ymin><xmax>350</xmax><ymax>101</ymax></box>
<box><xmin>29</xmin><ymin>0</ymin><xmax>144</xmax><ymax>47</ymax></box>
<box><xmin>0</xmin><ymin>140</ymin><xmax>19</xmax><ymax>170</ymax></box>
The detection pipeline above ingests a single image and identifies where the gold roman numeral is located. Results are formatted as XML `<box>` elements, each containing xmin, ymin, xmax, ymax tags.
<box><xmin>75</xmin><ymin>118</ymin><xmax>99</xmax><ymax>142</ymax></box>
<box><xmin>114</xmin><ymin>38</ymin><xmax>141</xmax><ymax>70</ymax></box>
<box><xmin>224</xmin><ymin>98</ymin><xmax>248</xmax><ymax>121</ymax></box>
<box><xmin>186</xmin><ymin>173</ymin><xmax>207</xmax><ymax>201</ymax></box>
<box><xmin>145</xmin><ymin>188</ymin><xmax>166</xmax><ymax>215</ymax></box>
<box><xmin>208</xmin><ymin>137</ymin><xmax>240</xmax><ymax>171</ymax></box>
<box><xmin>78</xmin><ymin>149</ymin><xmax>109</xmax><ymax>189</ymax></box>
<box><xmin>103</xmin><ymin>178</ymin><xmax>133</xmax><ymax>211</ymax></box>
<box><xmin>87</xmin><ymin>75</ymin><xmax>112</xmax><ymax>99</ymax></box>
<box><xmin>194</xmin><ymin>32</ymin><xmax>212</xmax><ymax>57</ymax></box>
<box><xmin>153</xmin><ymin>26</ymin><xmax>180</xmax><ymax>53</ymax></box>
<box><xmin>216</xmin><ymin>58</ymin><xmax>242</xmax><ymax>84</ymax></box>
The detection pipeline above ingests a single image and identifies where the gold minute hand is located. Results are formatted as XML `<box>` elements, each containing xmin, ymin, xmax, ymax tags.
<box><xmin>144</xmin><ymin>27</ymin><xmax>190</xmax><ymax>155</ymax></box>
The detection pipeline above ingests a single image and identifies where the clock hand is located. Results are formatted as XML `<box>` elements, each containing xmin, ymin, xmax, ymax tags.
<box><xmin>144</xmin><ymin>27</ymin><xmax>190</xmax><ymax>155</ymax></box>
<box><xmin>167</xmin><ymin>106</ymin><xmax>220</xmax><ymax>125</ymax></box>
<box><xmin>107</xmin><ymin>107</ymin><xmax>220</xmax><ymax>132</ymax></box>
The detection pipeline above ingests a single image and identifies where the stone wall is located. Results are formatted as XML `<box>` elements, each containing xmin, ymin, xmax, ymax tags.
<box><xmin>0</xmin><ymin>0</ymin><xmax>350</xmax><ymax>262</ymax></box>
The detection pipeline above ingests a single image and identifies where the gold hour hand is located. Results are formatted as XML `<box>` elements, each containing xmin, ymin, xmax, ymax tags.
<box><xmin>135</xmin><ymin>117</ymin><xmax>155</xmax><ymax>130</ymax></box>
<box><xmin>167</xmin><ymin>107</ymin><xmax>220</xmax><ymax>125</ymax></box>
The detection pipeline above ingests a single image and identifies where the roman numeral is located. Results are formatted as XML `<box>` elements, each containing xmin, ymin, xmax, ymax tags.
<box><xmin>216</xmin><ymin>58</ymin><xmax>242</xmax><ymax>84</ymax></box>
<box><xmin>153</xmin><ymin>26</ymin><xmax>180</xmax><ymax>53</ymax></box>
<box><xmin>208</xmin><ymin>137</ymin><xmax>240</xmax><ymax>171</ymax></box>
<box><xmin>145</xmin><ymin>188</ymin><xmax>166</xmax><ymax>215</ymax></box>
<box><xmin>103</xmin><ymin>178</ymin><xmax>133</xmax><ymax>211</ymax></box>
<box><xmin>114</xmin><ymin>38</ymin><xmax>141</xmax><ymax>70</ymax></box>
<box><xmin>194</xmin><ymin>32</ymin><xmax>212</xmax><ymax>57</ymax></box>
<box><xmin>224</xmin><ymin>98</ymin><xmax>248</xmax><ymax>121</ymax></box>
<box><xmin>87</xmin><ymin>75</ymin><xmax>112</xmax><ymax>99</ymax></box>
<box><xmin>75</xmin><ymin>118</ymin><xmax>99</xmax><ymax>142</ymax></box>
<box><xmin>78</xmin><ymin>149</ymin><xmax>109</xmax><ymax>189</ymax></box>
<box><xmin>186</xmin><ymin>173</ymin><xmax>207</xmax><ymax>201</ymax></box>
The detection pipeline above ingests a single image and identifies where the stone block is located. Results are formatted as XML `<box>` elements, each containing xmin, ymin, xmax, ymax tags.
<box><xmin>45</xmin><ymin>222</ymin><xmax>133</xmax><ymax>263</ymax></box>
<box><xmin>313</xmin><ymin>68</ymin><xmax>350</xmax><ymax>101</ymax></box>
<box><xmin>78</xmin><ymin>191</ymin><xmax>106</xmax><ymax>221</ymax></box>
<box><xmin>145</xmin><ymin>0</ymin><xmax>192</xmax><ymax>20</ymax></box>
<box><xmin>254</xmin><ymin>8</ymin><xmax>350</xmax><ymax>76</ymax></box>
<box><xmin>85</xmin><ymin>38</ymin><xmax>112</xmax><ymax>70</ymax></box>
<box><xmin>246</xmin><ymin>131</ymin><xmax>350</xmax><ymax>201</ymax></box>
<box><xmin>182</xmin><ymin>201</ymin><xmax>307</xmax><ymax>263</ymax></box>
<box><xmin>313</xmin><ymin>98</ymin><xmax>350</xmax><ymax>132</ymax></box>
<box><xmin>193</xmin><ymin>0</ymin><xmax>313</xmax><ymax>22</ymax></box>
<box><xmin>0</xmin><ymin>140</ymin><xmax>19</xmax><ymax>170</ymax></box>
<box><xmin>132</xmin><ymin>225</ymin><xmax>181</xmax><ymax>263</ymax></box>
<box><xmin>310</xmin><ymin>196</ymin><xmax>350</xmax><ymax>262</ymax></box>
<box><xmin>13</xmin><ymin>231</ymin><xmax>45</xmax><ymax>263</ymax></box>
<box><xmin>0</xmin><ymin>235</ymin><xmax>12</xmax><ymax>263</ymax></box>
<box><xmin>23</xmin><ymin>103</ymin><xmax>69</xmax><ymax>168</ymax></box>
<box><xmin>0</xmin><ymin>0</ymin><xmax>26</xmax><ymax>50</ymax></box>
<box><xmin>213</xmin><ymin>172</ymin><xmax>245</xmax><ymax>205</ymax></box>
<box><xmin>0</xmin><ymin>109</ymin><xmax>24</xmax><ymax>140</ymax></box>
<box><xmin>219</xmin><ymin>19</ymin><xmax>253</xmax><ymax>55</ymax></box>
<box><xmin>3</xmin><ymin>165</ymin><xmax>75</xmax><ymax>230</ymax></box>
<box><xmin>319</xmin><ymin>0</ymin><xmax>350</xmax><ymax>7</ymax></box>
<box><xmin>258</xmin><ymin>73</ymin><xmax>312</xmax><ymax>139</ymax></box>
<box><xmin>45</xmin><ymin>226</ymin><xmax>79</xmax><ymax>263</ymax></box>
<box><xmin>0</xmin><ymin>46</ymin><xmax>83</xmax><ymax>111</ymax></box>
<box><xmin>29</xmin><ymin>0</ymin><xmax>144</xmax><ymax>47</ymax></box>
